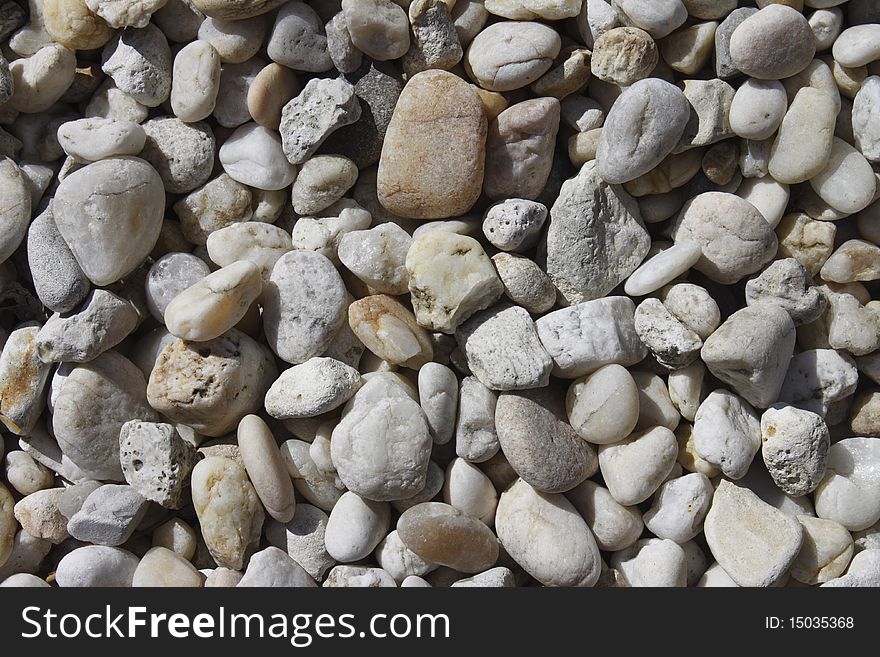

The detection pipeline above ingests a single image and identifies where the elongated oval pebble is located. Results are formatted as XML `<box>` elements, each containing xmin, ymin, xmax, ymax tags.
<box><xmin>624</xmin><ymin>242</ymin><xmax>702</xmax><ymax>297</ymax></box>
<box><xmin>237</xmin><ymin>415</ymin><xmax>296</xmax><ymax>523</ymax></box>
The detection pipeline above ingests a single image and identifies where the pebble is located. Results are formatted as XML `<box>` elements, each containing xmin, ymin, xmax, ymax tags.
<box><xmin>26</xmin><ymin>206</ymin><xmax>90</xmax><ymax>313</ymax></box>
<box><xmin>596</xmin><ymin>78</ymin><xmax>691</xmax><ymax>184</ymax></box>
<box><xmin>324</xmin><ymin>565</ymin><xmax>396</xmax><ymax>588</ymax></box>
<box><xmin>324</xmin><ymin>492</ymin><xmax>390</xmax><ymax>563</ymax></box>
<box><xmin>291</xmin><ymin>155</ymin><xmax>358</xmax><ymax>215</ymax></box>
<box><xmin>814</xmin><ymin>437</ymin><xmax>880</xmax><ymax>531</ymax></box>
<box><xmin>456</xmin><ymin>304</ymin><xmax>552</xmax><ymax>391</ymax></box>
<box><xmin>776</xmin><ymin>212</ymin><xmax>837</xmax><ymax>277</ymax></box>
<box><xmin>163</xmin><ymin>260</ymin><xmax>262</xmax><ymax>342</ymax></box>
<box><xmin>141</xmin><ymin>117</ymin><xmax>214</xmax><ymax>194</ymax></box>
<box><xmin>152</xmin><ymin>518</ymin><xmax>197</xmax><ymax>560</ymax></box>
<box><xmin>118</xmin><ymin>419</ymin><xmax>198</xmax><ymax>509</ymax></box>
<box><xmin>565</xmin><ymin>364</ymin><xmax>639</xmax><ymax>445</ymax></box>
<box><xmin>676</xmin><ymin>78</ymin><xmax>735</xmax><ymax>151</ymax></box>
<box><xmin>536</xmin><ymin>297</ymin><xmax>647</xmax><ymax>378</ymax></box>
<box><xmin>729</xmin><ymin>78</ymin><xmax>787</xmax><ymax>140</ymax></box>
<box><xmin>745</xmin><ymin>258</ymin><xmax>827</xmax><ymax>325</ymax></box>
<box><xmin>56</xmin><ymin>117</ymin><xmax>146</xmax><ymax>162</ymax></box>
<box><xmin>729</xmin><ymin>5</ymin><xmax>815</xmax><ymax>80</ymax></box>
<box><xmin>280</xmin><ymin>439</ymin><xmax>344</xmax><ymax>512</ymax></box>
<box><xmin>5</xmin><ymin>451</ymin><xmax>52</xmax><ymax>496</ymax></box>
<box><xmin>809</xmin><ymin>137</ymin><xmax>876</xmax><ymax>214</ymax></box>
<box><xmin>464</xmin><ymin>21</ymin><xmax>560</xmax><ymax>92</ymax></box>
<box><xmin>822</xmin><ymin>549</ymin><xmax>880</xmax><ymax>587</ymax></box>
<box><xmin>768</xmin><ymin>88</ymin><xmax>838</xmax><ymax>184</ymax></box>
<box><xmin>51</xmin><ymin>157</ymin><xmax>164</xmax><ymax>286</ymax></box>
<box><xmin>790</xmin><ymin>515</ymin><xmax>854</xmax><ymax>585</ymax></box>
<box><xmin>673</xmin><ymin>192</ymin><xmax>777</xmax><ymax>284</ymax></box>
<box><xmin>378</xmin><ymin>70</ymin><xmax>485</xmax><ymax>219</ymax></box>
<box><xmin>853</xmin><ymin>75</ymin><xmax>880</xmax><ymax>161</ymax></box>
<box><xmin>403</xmin><ymin>0</ymin><xmax>463</xmax><ymax>76</ymax></box>
<box><xmin>53</xmin><ymin>351</ymin><xmax>157</xmax><ymax>480</ymax></box>
<box><xmin>101</xmin><ymin>24</ymin><xmax>172</xmax><ymax>107</ymax></box>
<box><xmin>704</xmin><ymin>480</ymin><xmax>803</xmax><ymax>587</ymax></box>
<box><xmin>341</xmin><ymin>0</ymin><xmax>409</xmax><ymax>61</ymax></box>
<box><xmin>491</xmin><ymin>253</ymin><xmax>556</xmax><ymax>315</ymax></box>
<box><xmin>644</xmin><ymin>473</ymin><xmax>714</xmax><ymax>544</ymax></box>
<box><xmin>455</xmin><ymin>376</ymin><xmax>500</xmax><ymax>463</ymax></box>
<box><xmin>198</xmin><ymin>16</ymin><xmax>265</xmax><ymax>64</ymax></box>
<box><xmin>702</xmin><ymin>304</ymin><xmax>795</xmax><ymax>408</ymax></box>
<box><xmin>145</xmin><ymin>253</ymin><xmax>210</xmax><ymax>323</ymax></box>
<box><xmin>87</xmin><ymin>0</ymin><xmax>167</xmax><ymax>29</ymax></box>
<box><xmin>778</xmin><ymin>348</ymin><xmax>859</xmax><ymax>417</ymax></box>
<box><xmin>246</xmin><ymin>62</ymin><xmax>299</xmax><ymax>130</ymax></box>
<box><xmin>192</xmin><ymin>456</ymin><xmax>264</xmax><ymax>570</ymax></box>
<box><xmin>691</xmin><ymin>390</ymin><xmax>760</xmax><ymax>480</ymax></box>
<box><xmin>147</xmin><ymin>330</ymin><xmax>276</xmax><ymax>437</ymax></box>
<box><xmin>0</xmin><ymin>326</ymin><xmax>52</xmax><ymax>436</ymax></box>
<box><xmin>0</xmin><ymin>573</ymin><xmax>49</xmax><ymax>587</ymax></box>
<box><xmin>738</xmin><ymin>174</ymin><xmax>790</xmax><ymax>228</ymax></box>
<box><xmin>832</xmin><ymin>24</ymin><xmax>880</xmax><ymax>67</ymax></box>
<box><xmin>632</xmin><ymin>371</ymin><xmax>680</xmax><ymax>431</ymax></box>
<box><xmin>237</xmin><ymin>546</ymin><xmax>316</xmax><ymax>587</ymax></box>
<box><xmin>237</xmin><ymin>415</ymin><xmax>296</xmax><ymax>523</ymax></box>
<box><xmin>265</xmin><ymin>504</ymin><xmax>334</xmax><ymax>580</ymax></box>
<box><xmin>398</xmin><ymin>502</ymin><xmax>499</xmax><ymax>573</ymax></box>
<box><xmin>8</xmin><ymin>44</ymin><xmax>76</xmax><ymax>114</ymax></box>
<box><xmin>267</xmin><ymin>358</ymin><xmax>358</xmax><ymax>421</ymax></box>
<box><xmin>406</xmin><ymin>232</ymin><xmax>503</xmax><ymax>334</ymax></box>
<box><xmin>482</xmin><ymin>200</ymin><xmax>547</xmax><ymax>253</ymax></box>
<box><xmin>174</xmin><ymin>174</ymin><xmax>253</xmax><ymax>246</ymax></box>
<box><xmin>374</xmin><ymin>530</ymin><xmax>436</xmax><ymax>583</ymax></box>
<box><xmin>634</xmin><ymin>298</ymin><xmax>703</xmax><ymax>370</ymax></box>
<box><xmin>591</xmin><ymin>27</ymin><xmax>657</xmax><ymax>86</ymax></box>
<box><xmin>624</xmin><ymin>241</ymin><xmax>702</xmax><ymax>297</ymax></box>
<box><xmin>55</xmin><ymin>546</ymin><xmax>139</xmax><ymax>587</ymax></box>
<box><xmin>13</xmin><ymin>488</ymin><xmax>68</xmax><ymax>543</ymax></box>
<box><xmin>543</xmin><ymin>161</ymin><xmax>651</xmax><ymax>304</ymax></box>
<box><xmin>267</xmin><ymin>2</ymin><xmax>332</xmax><ymax>73</ymax></box>
<box><xmin>338</xmin><ymin>224</ymin><xmax>410</xmax><ymax>295</ymax></box>
<box><xmin>170</xmin><ymin>40</ymin><xmax>221</xmax><ymax>123</ymax></box>
<box><xmin>566</xmin><ymin>479</ymin><xmax>642</xmax><ymax>552</ymax></box>
<box><xmin>280</xmin><ymin>77</ymin><xmax>361</xmax><ymax>166</ymax></box>
<box><xmin>495</xmin><ymin>387</ymin><xmax>596</xmax><ymax>493</ymax></box>
<box><xmin>132</xmin><ymin>547</ymin><xmax>202</xmax><ymax>587</ymax></box>
<box><xmin>611</xmin><ymin>538</ymin><xmax>688</xmax><ymax>587</ymax></box>
<box><xmin>36</xmin><ymin>289</ymin><xmax>138</xmax><ymax>363</ymax></box>
<box><xmin>598</xmin><ymin>426</ymin><xmax>679</xmax><ymax>506</ymax></box>
<box><xmin>263</xmin><ymin>250</ymin><xmax>348</xmax><ymax>364</ymax></box>
<box><xmin>206</xmin><ymin>222</ymin><xmax>291</xmax><ymax>279</ymax></box>
<box><xmin>613</xmin><ymin>0</ymin><xmax>687</xmax><ymax>39</ymax></box>
<box><xmin>213</xmin><ymin>58</ymin><xmax>264</xmax><ymax>128</ymax></box>
<box><xmin>67</xmin><ymin>484</ymin><xmax>149</xmax><ymax>546</ymax></box>
<box><xmin>349</xmin><ymin>294</ymin><xmax>433</xmax><ymax>369</ymax></box>
<box><xmin>331</xmin><ymin>394</ymin><xmax>432</xmax><ymax>501</ymax></box>
<box><xmin>660</xmin><ymin>20</ymin><xmax>717</xmax><ymax>75</ymax></box>
<box><xmin>495</xmin><ymin>479</ymin><xmax>601</xmax><ymax>587</ymax></box>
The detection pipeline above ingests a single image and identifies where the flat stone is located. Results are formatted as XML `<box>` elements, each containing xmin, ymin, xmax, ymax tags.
<box><xmin>325</xmin><ymin>491</ymin><xmax>390</xmax><ymax>563</ymax></box>
<box><xmin>730</xmin><ymin>79</ymin><xmax>788</xmax><ymax>141</ymax></box>
<box><xmin>701</xmin><ymin>305</ymin><xmax>795</xmax><ymax>408</ymax></box>
<box><xmin>398</xmin><ymin>502</ymin><xmax>498</xmax><ymax>573</ymax></box>
<box><xmin>491</xmin><ymin>253</ymin><xmax>556</xmax><ymax>315</ymax></box>
<box><xmin>342</xmin><ymin>0</ymin><xmax>410</xmax><ymax>61</ymax></box>
<box><xmin>596</xmin><ymin>78</ymin><xmax>691</xmax><ymax>184</ymax></box>
<box><xmin>542</xmin><ymin>161</ymin><xmax>650</xmax><ymax>304</ymax></box>
<box><xmin>809</xmin><ymin>138</ymin><xmax>877</xmax><ymax>214</ymax></box>
<box><xmin>218</xmin><ymin>123</ymin><xmax>297</xmax><ymax>191</ymax></box>
<box><xmin>265</xmin><ymin>357</ymin><xmax>361</xmax><ymax>419</ymax></box>
<box><xmin>591</xmin><ymin>26</ymin><xmax>657</xmax><ymax>86</ymax></box>
<box><xmin>565</xmin><ymin>479</ymin><xmax>643</xmax><ymax>552</ymax></box>
<box><xmin>26</xmin><ymin>205</ymin><xmax>89</xmax><ymax>314</ymax></box>
<box><xmin>644</xmin><ymin>473</ymin><xmax>714</xmax><ymax>543</ymax></box>
<box><xmin>52</xmin><ymin>157</ymin><xmax>164</xmax><ymax>286</ymax></box>
<box><xmin>704</xmin><ymin>480</ymin><xmax>804</xmax><ymax>587</ymax></box>
<box><xmin>55</xmin><ymin>546</ymin><xmax>139</xmax><ymax>587</ymax></box>
<box><xmin>768</xmin><ymin>88</ymin><xmax>837</xmax><ymax>184</ymax></box>
<box><xmin>67</xmin><ymin>484</ymin><xmax>150</xmax><ymax>546</ymax></box>
<box><xmin>464</xmin><ymin>21</ymin><xmax>561</xmax><ymax>92</ymax></box>
<box><xmin>13</xmin><ymin>488</ymin><xmax>68</xmax><ymax>544</ymax></box>
<box><xmin>832</xmin><ymin>24</ymin><xmax>880</xmax><ymax>67</ymax></box>
<box><xmin>791</xmin><ymin>515</ymin><xmax>854</xmax><ymax>585</ymax></box>
<box><xmin>853</xmin><ymin>75</ymin><xmax>880</xmax><ymax>162</ymax></box>
<box><xmin>496</xmin><ymin>386</ymin><xmax>597</xmax><ymax>493</ymax></box>
<box><xmin>377</xmin><ymin>70</ymin><xmax>486</xmax><ymax>219</ymax></box>
<box><xmin>267</xmin><ymin>1</ymin><xmax>332</xmax><ymax>72</ymax></box>
<box><xmin>535</xmin><ymin>297</ymin><xmax>647</xmax><ymax>378</ymax></box>
<box><xmin>611</xmin><ymin>538</ymin><xmax>688</xmax><ymax>587</ymax></box>
<box><xmin>348</xmin><ymin>295</ymin><xmax>433</xmax><ymax>369</ymax></box>
<box><xmin>456</xmin><ymin>304</ymin><xmax>552</xmax><ymax>391</ymax></box>
<box><xmin>624</xmin><ymin>242</ymin><xmax>702</xmax><ymax>297</ymax></box>
<box><xmin>729</xmin><ymin>5</ymin><xmax>815</xmax><ymax>79</ymax></box>
<box><xmin>483</xmin><ymin>98</ymin><xmax>560</xmax><ymax>201</ymax></box>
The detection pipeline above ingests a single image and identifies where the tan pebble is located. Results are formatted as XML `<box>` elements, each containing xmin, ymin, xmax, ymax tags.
<box><xmin>237</xmin><ymin>414</ymin><xmax>296</xmax><ymax>523</ymax></box>
<box><xmin>247</xmin><ymin>62</ymin><xmax>299</xmax><ymax>130</ymax></box>
<box><xmin>348</xmin><ymin>295</ymin><xmax>433</xmax><ymax>368</ymax></box>
<box><xmin>530</xmin><ymin>47</ymin><xmax>592</xmax><ymax>100</ymax></box>
<box><xmin>568</xmin><ymin>129</ymin><xmax>602</xmax><ymax>168</ymax></box>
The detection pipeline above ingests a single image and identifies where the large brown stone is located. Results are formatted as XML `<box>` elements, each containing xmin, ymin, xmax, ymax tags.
<box><xmin>377</xmin><ymin>70</ymin><xmax>487</xmax><ymax>220</ymax></box>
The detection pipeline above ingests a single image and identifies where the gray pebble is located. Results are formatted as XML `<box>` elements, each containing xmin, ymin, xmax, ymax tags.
<box><xmin>67</xmin><ymin>484</ymin><xmax>150</xmax><ymax>546</ymax></box>
<box><xmin>101</xmin><ymin>24</ymin><xmax>172</xmax><ymax>107</ymax></box>
<box><xmin>26</xmin><ymin>205</ymin><xmax>90</xmax><ymax>313</ymax></box>
<box><xmin>714</xmin><ymin>6</ymin><xmax>758</xmax><ymax>79</ymax></box>
<box><xmin>491</xmin><ymin>252</ymin><xmax>556</xmax><ymax>316</ymax></box>
<box><xmin>326</xmin><ymin>11</ymin><xmax>361</xmax><ymax>74</ymax></box>
<box><xmin>280</xmin><ymin>77</ymin><xmax>360</xmax><ymax>165</ymax></box>
<box><xmin>745</xmin><ymin>258</ymin><xmax>827</xmax><ymax>325</ymax></box>
<box><xmin>119</xmin><ymin>420</ymin><xmax>200</xmax><ymax>508</ymax></box>
<box><xmin>267</xmin><ymin>1</ymin><xmax>333</xmax><ymax>73</ymax></box>
<box><xmin>496</xmin><ymin>386</ymin><xmax>597</xmax><ymax>493</ymax></box>
<box><xmin>634</xmin><ymin>297</ymin><xmax>703</xmax><ymax>370</ymax></box>
<box><xmin>455</xmin><ymin>376</ymin><xmax>499</xmax><ymax>463</ymax></box>
<box><xmin>482</xmin><ymin>199</ymin><xmax>547</xmax><ymax>253</ymax></box>
<box><xmin>237</xmin><ymin>546</ymin><xmax>317</xmax><ymax>587</ymax></box>
<box><xmin>140</xmin><ymin>117</ymin><xmax>215</xmax><ymax>194</ymax></box>
<box><xmin>55</xmin><ymin>546</ymin><xmax>139</xmax><ymax>587</ymax></box>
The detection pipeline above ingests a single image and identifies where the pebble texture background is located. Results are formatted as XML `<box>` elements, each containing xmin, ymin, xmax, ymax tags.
<box><xmin>0</xmin><ymin>0</ymin><xmax>877</xmax><ymax>589</ymax></box>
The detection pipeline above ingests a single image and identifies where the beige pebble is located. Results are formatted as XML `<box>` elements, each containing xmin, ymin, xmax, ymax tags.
<box><xmin>132</xmin><ymin>547</ymin><xmax>203</xmax><ymax>587</ymax></box>
<box><xmin>348</xmin><ymin>294</ymin><xmax>433</xmax><ymax>369</ymax></box>
<box><xmin>237</xmin><ymin>414</ymin><xmax>296</xmax><ymax>523</ymax></box>
<box><xmin>246</xmin><ymin>62</ymin><xmax>299</xmax><ymax>130</ymax></box>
